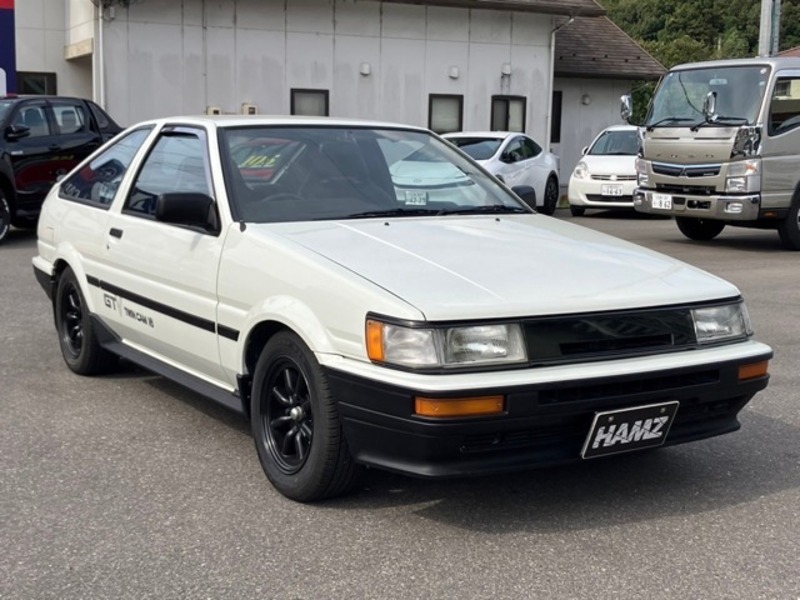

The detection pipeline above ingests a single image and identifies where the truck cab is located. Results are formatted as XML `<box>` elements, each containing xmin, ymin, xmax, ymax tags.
<box><xmin>630</xmin><ymin>57</ymin><xmax>800</xmax><ymax>249</ymax></box>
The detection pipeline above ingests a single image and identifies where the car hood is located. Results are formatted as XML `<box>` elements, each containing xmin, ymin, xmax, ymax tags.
<box><xmin>261</xmin><ymin>216</ymin><xmax>738</xmax><ymax>321</ymax></box>
<box><xmin>581</xmin><ymin>155</ymin><xmax>637</xmax><ymax>175</ymax></box>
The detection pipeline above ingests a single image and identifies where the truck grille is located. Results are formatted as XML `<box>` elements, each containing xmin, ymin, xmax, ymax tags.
<box><xmin>655</xmin><ymin>183</ymin><xmax>716</xmax><ymax>196</ymax></box>
<box><xmin>652</xmin><ymin>162</ymin><xmax>721</xmax><ymax>177</ymax></box>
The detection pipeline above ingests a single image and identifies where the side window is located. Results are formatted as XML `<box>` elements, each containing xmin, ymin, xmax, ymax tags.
<box><xmin>520</xmin><ymin>137</ymin><xmax>542</xmax><ymax>159</ymax></box>
<box><xmin>504</xmin><ymin>139</ymin><xmax>524</xmax><ymax>163</ymax></box>
<box><xmin>769</xmin><ymin>76</ymin><xmax>800</xmax><ymax>136</ymax></box>
<box><xmin>60</xmin><ymin>127</ymin><xmax>153</xmax><ymax>207</ymax></box>
<box><xmin>51</xmin><ymin>103</ymin><xmax>88</xmax><ymax>135</ymax></box>
<box><xmin>125</xmin><ymin>132</ymin><xmax>211</xmax><ymax>218</ymax></box>
<box><xmin>13</xmin><ymin>105</ymin><xmax>51</xmax><ymax>137</ymax></box>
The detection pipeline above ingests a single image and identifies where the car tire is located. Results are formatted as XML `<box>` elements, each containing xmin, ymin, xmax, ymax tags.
<box><xmin>569</xmin><ymin>205</ymin><xmax>586</xmax><ymax>217</ymax></box>
<box><xmin>540</xmin><ymin>176</ymin><xmax>560</xmax><ymax>216</ymax></box>
<box><xmin>251</xmin><ymin>331</ymin><xmax>362</xmax><ymax>502</ymax></box>
<box><xmin>777</xmin><ymin>198</ymin><xmax>800</xmax><ymax>250</ymax></box>
<box><xmin>0</xmin><ymin>190</ymin><xmax>11</xmax><ymax>245</ymax></box>
<box><xmin>55</xmin><ymin>267</ymin><xmax>118</xmax><ymax>375</ymax></box>
<box><xmin>675</xmin><ymin>217</ymin><xmax>725</xmax><ymax>241</ymax></box>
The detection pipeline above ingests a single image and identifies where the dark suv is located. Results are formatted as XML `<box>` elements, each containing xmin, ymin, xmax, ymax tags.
<box><xmin>0</xmin><ymin>95</ymin><xmax>122</xmax><ymax>243</ymax></box>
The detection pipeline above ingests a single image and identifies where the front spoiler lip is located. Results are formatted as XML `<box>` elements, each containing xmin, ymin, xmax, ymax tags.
<box><xmin>324</xmin><ymin>348</ymin><xmax>772</xmax><ymax>478</ymax></box>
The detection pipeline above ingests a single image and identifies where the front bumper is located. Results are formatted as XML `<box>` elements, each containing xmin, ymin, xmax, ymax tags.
<box><xmin>325</xmin><ymin>349</ymin><xmax>771</xmax><ymax>478</ymax></box>
<box><xmin>568</xmin><ymin>176</ymin><xmax>637</xmax><ymax>209</ymax></box>
<box><xmin>634</xmin><ymin>188</ymin><xmax>761</xmax><ymax>220</ymax></box>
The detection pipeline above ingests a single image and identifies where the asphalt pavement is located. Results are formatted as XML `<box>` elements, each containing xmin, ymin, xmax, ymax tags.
<box><xmin>2</xmin><ymin>211</ymin><xmax>798</xmax><ymax>600</ymax></box>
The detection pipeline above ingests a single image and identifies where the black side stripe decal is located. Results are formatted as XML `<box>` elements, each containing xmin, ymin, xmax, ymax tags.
<box><xmin>87</xmin><ymin>276</ymin><xmax>240</xmax><ymax>341</ymax></box>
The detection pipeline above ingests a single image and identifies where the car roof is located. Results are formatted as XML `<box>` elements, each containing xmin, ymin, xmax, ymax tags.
<box><xmin>130</xmin><ymin>114</ymin><xmax>432</xmax><ymax>132</ymax></box>
<box><xmin>597</xmin><ymin>124</ymin><xmax>640</xmax><ymax>133</ymax></box>
<box><xmin>442</xmin><ymin>131</ymin><xmax>517</xmax><ymax>140</ymax></box>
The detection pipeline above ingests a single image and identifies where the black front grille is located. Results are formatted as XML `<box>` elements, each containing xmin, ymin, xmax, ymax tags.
<box><xmin>586</xmin><ymin>194</ymin><xmax>634</xmax><ymax>203</ymax></box>
<box><xmin>655</xmin><ymin>183</ymin><xmax>716</xmax><ymax>196</ymax></box>
<box><xmin>522</xmin><ymin>308</ymin><xmax>696</xmax><ymax>365</ymax></box>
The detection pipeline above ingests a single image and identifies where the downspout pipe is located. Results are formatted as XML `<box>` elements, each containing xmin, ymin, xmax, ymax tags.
<box><xmin>545</xmin><ymin>16</ymin><xmax>574</xmax><ymax>154</ymax></box>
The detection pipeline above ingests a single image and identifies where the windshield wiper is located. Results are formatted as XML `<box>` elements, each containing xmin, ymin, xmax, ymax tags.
<box><xmin>690</xmin><ymin>115</ymin><xmax>749</xmax><ymax>132</ymax></box>
<box><xmin>343</xmin><ymin>207</ymin><xmax>444</xmax><ymax>219</ymax></box>
<box><xmin>438</xmin><ymin>205</ymin><xmax>531</xmax><ymax>215</ymax></box>
<box><xmin>645</xmin><ymin>117</ymin><xmax>694</xmax><ymax>132</ymax></box>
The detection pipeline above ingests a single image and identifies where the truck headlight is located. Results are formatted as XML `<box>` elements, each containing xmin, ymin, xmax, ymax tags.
<box><xmin>636</xmin><ymin>157</ymin><xmax>649</xmax><ymax>187</ymax></box>
<box><xmin>692</xmin><ymin>302</ymin><xmax>752</xmax><ymax>344</ymax></box>
<box><xmin>366</xmin><ymin>319</ymin><xmax>527</xmax><ymax>368</ymax></box>
<box><xmin>725</xmin><ymin>159</ymin><xmax>761</xmax><ymax>193</ymax></box>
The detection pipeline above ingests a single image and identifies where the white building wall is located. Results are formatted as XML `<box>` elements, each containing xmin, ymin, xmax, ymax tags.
<box><xmin>15</xmin><ymin>0</ymin><xmax>92</xmax><ymax>97</ymax></box>
<box><xmin>552</xmin><ymin>77</ymin><xmax>633</xmax><ymax>184</ymax></box>
<box><xmin>100</xmin><ymin>0</ymin><xmax>553</xmax><ymax>142</ymax></box>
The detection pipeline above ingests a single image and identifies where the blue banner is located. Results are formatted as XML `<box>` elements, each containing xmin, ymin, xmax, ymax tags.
<box><xmin>0</xmin><ymin>0</ymin><xmax>17</xmax><ymax>94</ymax></box>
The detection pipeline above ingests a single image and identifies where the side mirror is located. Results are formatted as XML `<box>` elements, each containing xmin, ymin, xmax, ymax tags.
<box><xmin>620</xmin><ymin>94</ymin><xmax>633</xmax><ymax>123</ymax></box>
<box><xmin>155</xmin><ymin>192</ymin><xmax>219</xmax><ymax>234</ymax></box>
<box><xmin>581</xmin><ymin>146</ymin><xmax>589</xmax><ymax>155</ymax></box>
<box><xmin>703</xmin><ymin>91</ymin><xmax>718</xmax><ymax>122</ymax></box>
<box><xmin>5</xmin><ymin>123</ymin><xmax>31</xmax><ymax>141</ymax></box>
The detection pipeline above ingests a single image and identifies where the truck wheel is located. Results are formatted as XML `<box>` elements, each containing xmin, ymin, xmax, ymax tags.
<box><xmin>570</xmin><ymin>205</ymin><xmax>586</xmax><ymax>217</ymax></box>
<box><xmin>777</xmin><ymin>200</ymin><xmax>800</xmax><ymax>250</ymax></box>
<box><xmin>675</xmin><ymin>217</ymin><xmax>725</xmax><ymax>241</ymax></box>
<box><xmin>0</xmin><ymin>191</ymin><xmax>10</xmax><ymax>245</ymax></box>
<box><xmin>540</xmin><ymin>176</ymin><xmax>560</xmax><ymax>216</ymax></box>
<box><xmin>251</xmin><ymin>331</ymin><xmax>361</xmax><ymax>502</ymax></box>
<box><xmin>54</xmin><ymin>267</ymin><xmax>117</xmax><ymax>375</ymax></box>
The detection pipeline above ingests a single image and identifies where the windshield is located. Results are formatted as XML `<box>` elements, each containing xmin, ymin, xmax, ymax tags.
<box><xmin>646</xmin><ymin>65</ymin><xmax>770</xmax><ymax>127</ymax></box>
<box><xmin>588</xmin><ymin>130</ymin><xmax>640</xmax><ymax>156</ymax></box>
<box><xmin>220</xmin><ymin>127</ymin><xmax>528</xmax><ymax>223</ymax></box>
<box><xmin>446</xmin><ymin>137</ymin><xmax>503</xmax><ymax>160</ymax></box>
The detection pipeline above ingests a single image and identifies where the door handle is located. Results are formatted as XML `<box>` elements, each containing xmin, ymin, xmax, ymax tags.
<box><xmin>49</xmin><ymin>144</ymin><xmax>61</xmax><ymax>152</ymax></box>
<box><xmin>109</xmin><ymin>228</ymin><xmax>123</xmax><ymax>239</ymax></box>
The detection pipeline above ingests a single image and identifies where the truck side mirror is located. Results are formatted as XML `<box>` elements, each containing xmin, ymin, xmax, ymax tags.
<box><xmin>703</xmin><ymin>91</ymin><xmax>718</xmax><ymax>121</ymax></box>
<box><xmin>620</xmin><ymin>95</ymin><xmax>633</xmax><ymax>123</ymax></box>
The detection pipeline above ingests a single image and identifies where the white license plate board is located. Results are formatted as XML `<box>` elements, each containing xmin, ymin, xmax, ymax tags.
<box><xmin>601</xmin><ymin>184</ymin><xmax>623</xmax><ymax>197</ymax></box>
<box><xmin>581</xmin><ymin>401</ymin><xmax>679</xmax><ymax>459</ymax></box>
<box><xmin>404</xmin><ymin>190</ymin><xmax>428</xmax><ymax>206</ymax></box>
<box><xmin>651</xmin><ymin>193</ymin><xmax>673</xmax><ymax>210</ymax></box>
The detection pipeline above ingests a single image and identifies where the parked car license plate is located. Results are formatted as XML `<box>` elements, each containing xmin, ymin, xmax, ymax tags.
<box><xmin>601</xmin><ymin>184</ymin><xmax>623</xmax><ymax>197</ymax></box>
<box><xmin>581</xmin><ymin>401</ymin><xmax>679</xmax><ymax>459</ymax></box>
<box><xmin>651</xmin><ymin>193</ymin><xmax>673</xmax><ymax>210</ymax></box>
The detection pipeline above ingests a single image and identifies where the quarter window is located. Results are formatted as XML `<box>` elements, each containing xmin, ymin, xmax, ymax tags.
<box><xmin>126</xmin><ymin>131</ymin><xmax>211</xmax><ymax>218</ymax></box>
<box><xmin>491</xmin><ymin>96</ymin><xmax>526</xmax><ymax>132</ymax></box>
<box><xmin>429</xmin><ymin>95</ymin><xmax>464</xmax><ymax>134</ymax></box>
<box><xmin>60</xmin><ymin>127</ymin><xmax>153</xmax><ymax>207</ymax></box>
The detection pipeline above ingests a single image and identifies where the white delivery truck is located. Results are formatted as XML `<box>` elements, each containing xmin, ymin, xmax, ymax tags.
<box><xmin>630</xmin><ymin>56</ymin><xmax>800</xmax><ymax>249</ymax></box>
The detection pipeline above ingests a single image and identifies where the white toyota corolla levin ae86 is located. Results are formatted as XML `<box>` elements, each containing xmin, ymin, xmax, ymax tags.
<box><xmin>32</xmin><ymin>116</ymin><xmax>773</xmax><ymax>501</ymax></box>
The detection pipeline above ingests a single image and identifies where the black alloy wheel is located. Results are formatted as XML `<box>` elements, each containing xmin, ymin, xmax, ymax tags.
<box><xmin>541</xmin><ymin>176</ymin><xmax>560</xmax><ymax>216</ymax></box>
<box><xmin>251</xmin><ymin>331</ymin><xmax>362</xmax><ymax>502</ymax></box>
<box><xmin>54</xmin><ymin>268</ymin><xmax>117</xmax><ymax>375</ymax></box>
<box><xmin>264</xmin><ymin>357</ymin><xmax>314</xmax><ymax>474</ymax></box>
<box><xmin>0</xmin><ymin>191</ymin><xmax>10</xmax><ymax>244</ymax></box>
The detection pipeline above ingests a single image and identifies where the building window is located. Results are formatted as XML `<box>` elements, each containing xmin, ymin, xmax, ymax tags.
<box><xmin>551</xmin><ymin>91</ymin><xmax>563</xmax><ymax>144</ymax></box>
<box><xmin>17</xmin><ymin>72</ymin><xmax>57</xmax><ymax>95</ymax></box>
<box><xmin>291</xmin><ymin>89</ymin><xmax>329</xmax><ymax>116</ymax></box>
<box><xmin>428</xmin><ymin>94</ymin><xmax>463</xmax><ymax>134</ymax></box>
<box><xmin>491</xmin><ymin>96</ymin><xmax>526</xmax><ymax>132</ymax></box>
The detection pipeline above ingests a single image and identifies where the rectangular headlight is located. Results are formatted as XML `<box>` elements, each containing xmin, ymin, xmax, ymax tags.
<box><xmin>692</xmin><ymin>303</ymin><xmax>752</xmax><ymax>344</ymax></box>
<box><xmin>366</xmin><ymin>319</ymin><xmax>527</xmax><ymax>368</ymax></box>
<box><xmin>443</xmin><ymin>324</ymin><xmax>526</xmax><ymax>366</ymax></box>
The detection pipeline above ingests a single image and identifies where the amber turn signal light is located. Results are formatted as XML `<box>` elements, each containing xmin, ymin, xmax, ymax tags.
<box><xmin>366</xmin><ymin>319</ymin><xmax>385</xmax><ymax>361</ymax></box>
<box><xmin>738</xmin><ymin>360</ymin><xmax>769</xmax><ymax>381</ymax></box>
<box><xmin>415</xmin><ymin>395</ymin><xmax>505</xmax><ymax>418</ymax></box>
